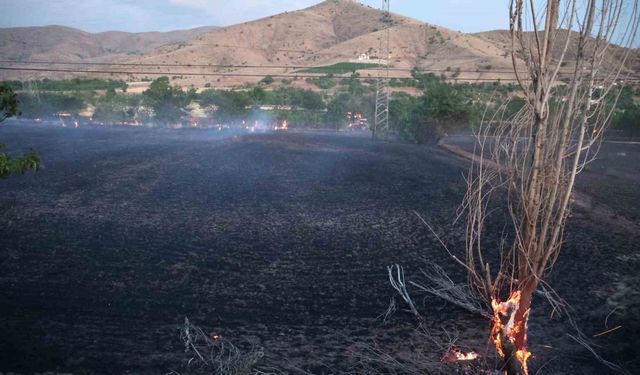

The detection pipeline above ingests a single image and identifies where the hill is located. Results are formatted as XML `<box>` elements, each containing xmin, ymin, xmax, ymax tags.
<box><xmin>118</xmin><ymin>0</ymin><xmax>519</xmax><ymax>88</ymax></box>
<box><xmin>0</xmin><ymin>25</ymin><xmax>218</xmax><ymax>63</ymax></box>
<box><xmin>0</xmin><ymin>0</ymin><xmax>637</xmax><ymax>89</ymax></box>
<box><xmin>474</xmin><ymin>29</ymin><xmax>640</xmax><ymax>77</ymax></box>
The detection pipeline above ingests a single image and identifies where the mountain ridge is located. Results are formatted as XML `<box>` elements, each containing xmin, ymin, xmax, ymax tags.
<box><xmin>0</xmin><ymin>0</ymin><xmax>637</xmax><ymax>88</ymax></box>
<box><xmin>0</xmin><ymin>24</ymin><xmax>219</xmax><ymax>64</ymax></box>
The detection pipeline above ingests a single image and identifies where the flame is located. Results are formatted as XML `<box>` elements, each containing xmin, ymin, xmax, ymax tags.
<box><xmin>516</xmin><ymin>349</ymin><xmax>531</xmax><ymax>370</ymax></box>
<box><xmin>491</xmin><ymin>291</ymin><xmax>531</xmax><ymax>374</ymax></box>
<box><xmin>441</xmin><ymin>346</ymin><xmax>479</xmax><ymax>363</ymax></box>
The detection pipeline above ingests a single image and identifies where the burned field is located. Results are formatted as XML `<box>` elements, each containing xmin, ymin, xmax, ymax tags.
<box><xmin>0</xmin><ymin>125</ymin><xmax>639</xmax><ymax>374</ymax></box>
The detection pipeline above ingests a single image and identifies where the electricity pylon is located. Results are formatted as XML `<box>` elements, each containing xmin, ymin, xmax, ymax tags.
<box><xmin>24</xmin><ymin>79</ymin><xmax>41</xmax><ymax>103</ymax></box>
<box><xmin>373</xmin><ymin>0</ymin><xmax>390</xmax><ymax>140</ymax></box>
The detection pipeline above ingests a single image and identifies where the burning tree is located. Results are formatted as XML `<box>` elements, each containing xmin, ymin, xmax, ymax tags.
<box><xmin>464</xmin><ymin>0</ymin><xmax>639</xmax><ymax>373</ymax></box>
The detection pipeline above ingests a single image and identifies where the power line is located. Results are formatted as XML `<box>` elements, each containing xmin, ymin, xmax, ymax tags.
<box><xmin>0</xmin><ymin>66</ymin><xmax>528</xmax><ymax>82</ymax></box>
<box><xmin>1</xmin><ymin>66</ymin><xmax>637</xmax><ymax>83</ymax></box>
<box><xmin>3</xmin><ymin>60</ymin><xmax>632</xmax><ymax>80</ymax></box>
<box><xmin>0</xmin><ymin>59</ymin><xmax>559</xmax><ymax>74</ymax></box>
<box><xmin>0</xmin><ymin>59</ymin><xmax>311</xmax><ymax>70</ymax></box>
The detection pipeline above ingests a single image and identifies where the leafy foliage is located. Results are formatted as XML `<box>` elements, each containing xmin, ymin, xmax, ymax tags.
<box><xmin>199</xmin><ymin>89</ymin><xmax>251</xmax><ymax>123</ymax></box>
<box><xmin>301</xmin><ymin>62</ymin><xmax>382</xmax><ymax>75</ymax></box>
<box><xmin>17</xmin><ymin>92</ymin><xmax>86</xmax><ymax>118</ymax></box>
<box><xmin>248</xmin><ymin>87</ymin><xmax>266</xmax><ymax>105</ymax></box>
<box><xmin>143</xmin><ymin>76</ymin><xmax>196</xmax><ymax>125</ymax></box>
<box><xmin>325</xmin><ymin>93</ymin><xmax>351</xmax><ymax>129</ymax></box>
<box><xmin>306</xmin><ymin>76</ymin><xmax>337</xmax><ymax>89</ymax></box>
<box><xmin>389</xmin><ymin>92</ymin><xmax>419</xmax><ymax>140</ymax></box>
<box><xmin>0</xmin><ymin>84</ymin><xmax>40</xmax><ymax>178</ymax></box>
<box><xmin>1</xmin><ymin>84</ymin><xmax>19</xmax><ymax>122</ymax></box>
<box><xmin>611</xmin><ymin>86</ymin><xmax>640</xmax><ymax>137</ymax></box>
<box><xmin>8</xmin><ymin>74</ymin><xmax>634</xmax><ymax>143</ymax></box>
<box><xmin>0</xmin><ymin>144</ymin><xmax>40</xmax><ymax>178</ymax></box>
<box><xmin>198</xmin><ymin>87</ymin><xmax>326</xmax><ymax>126</ymax></box>
<box><xmin>260</xmin><ymin>75</ymin><xmax>275</xmax><ymax>85</ymax></box>
<box><xmin>503</xmin><ymin>96</ymin><xmax>527</xmax><ymax>118</ymax></box>
<box><xmin>325</xmin><ymin>78</ymin><xmax>375</xmax><ymax>130</ymax></box>
<box><xmin>264</xmin><ymin>88</ymin><xmax>325</xmax><ymax>110</ymax></box>
<box><xmin>415</xmin><ymin>82</ymin><xmax>472</xmax><ymax>142</ymax></box>
<box><xmin>93</xmin><ymin>88</ymin><xmax>141</xmax><ymax>123</ymax></box>
<box><xmin>389</xmin><ymin>75</ymin><xmax>474</xmax><ymax>143</ymax></box>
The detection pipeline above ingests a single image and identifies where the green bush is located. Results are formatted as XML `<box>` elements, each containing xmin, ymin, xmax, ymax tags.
<box><xmin>0</xmin><ymin>84</ymin><xmax>40</xmax><ymax>178</ymax></box>
<box><xmin>260</xmin><ymin>75</ymin><xmax>275</xmax><ymax>85</ymax></box>
<box><xmin>307</xmin><ymin>77</ymin><xmax>337</xmax><ymax>90</ymax></box>
<box><xmin>143</xmin><ymin>76</ymin><xmax>195</xmax><ymax>125</ymax></box>
<box><xmin>301</xmin><ymin>62</ymin><xmax>382</xmax><ymax>75</ymax></box>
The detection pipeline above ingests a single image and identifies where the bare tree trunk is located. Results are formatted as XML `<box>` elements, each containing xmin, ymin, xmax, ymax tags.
<box><xmin>463</xmin><ymin>1</ymin><xmax>639</xmax><ymax>373</ymax></box>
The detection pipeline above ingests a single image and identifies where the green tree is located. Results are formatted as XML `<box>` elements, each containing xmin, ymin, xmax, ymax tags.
<box><xmin>325</xmin><ymin>93</ymin><xmax>350</xmax><ymax>130</ymax></box>
<box><xmin>17</xmin><ymin>92</ymin><xmax>86</xmax><ymax>119</ymax></box>
<box><xmin>248</xmin><ymin>87</ymin><xmax>266</xmax><ymax>106</ymax></box>
<box><xmin>300</xmin><ymin>90</ymin><xmax>324</xmax><ymax>110</ymax></box>
<box><xmin>389</xmin><ymin>92</ymin><xmax>418</xmax><ymax>141</ymax></box>
<box><xmin>0</xmin><ymin>84</ymin><xmax>19</xmax><ymax>122</ymax></box>
<box><xmin>411</xmin><ymin>70</ymin><xmax>445</xmax><ymax>91</ymax></box>
<box><xmin>504</xmin><ymin>96</ymin><xmax>526</xmax><ymax>117</ymax></box>
<box><xmin>143</xmin><ymin>77</ymin><xmax>194</xmax><ymax>126</ymax></box>
<box><xmin>199</xmin><ymin>90</ymin><xmax>250</xmax><ymax>124</ymax></box>
<box><xmin>93</xmin><ymin>88</ymin><xmax>134</xmax><ymax>123</ymax></box>
<box><xmin>412</xmin><ymin>81</ymin><xmax>471</xmax><ymax>143</ymax></box>
<box><xmin>0</xmin><ymin>84</ymin><xmax>40</xmax><ymax>178</ymax></box>
<box><xmin>612</xmin><ymin>86</ymin><xmax>640</xmax><ymax>138</ymax></box>
<box><xmin>260</xmin><ymin>75</ymin><xmax>275</xmax><ymax>85</ymax></box>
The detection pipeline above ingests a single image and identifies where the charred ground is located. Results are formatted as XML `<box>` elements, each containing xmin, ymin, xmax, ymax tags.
<box><xmin>0</xmin><ymin>125</ymin><xmax>638</xmax><ymax>374</ymax></box>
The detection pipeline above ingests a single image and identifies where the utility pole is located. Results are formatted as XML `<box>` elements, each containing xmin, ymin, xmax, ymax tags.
<box><xmin>24</xmin><ymin>79</ymin><xmax>41</xmax><ymax>103</ymax></box>
<box><xmin>373</xmin><ymin>0</ymin><xmax>390</xmax><ymax>140</ymax></box>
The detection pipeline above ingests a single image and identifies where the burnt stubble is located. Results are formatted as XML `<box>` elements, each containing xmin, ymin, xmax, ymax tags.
<box><xmin>0</xmin><ymin>124</ymin><xmax>638</xmax><ymax>374</ymax></box>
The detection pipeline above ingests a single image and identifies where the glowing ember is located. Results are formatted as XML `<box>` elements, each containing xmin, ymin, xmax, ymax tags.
<box><xmin>491</xmin><ymin>291</ymin><xmax>532</xmax><ymax>374</ymax></box>
<box><xmin>441</xmin><ymin>346</ymin><xmax>479</xmax><ymax>363</ymax></box>
<box><xmin>516</xmin><ymin>349</ymin><xmax>531</xmax><ymax>368</ymax></box>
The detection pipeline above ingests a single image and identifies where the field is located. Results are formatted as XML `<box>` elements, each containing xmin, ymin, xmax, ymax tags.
<box><xmin>0</xmin><ymin>124</ymin><xmax>639</xmax><ymax>374</ymax></box>
<box><xmin>299</xmin><ymin>63</ymin><xmax>384</xmax><ymax>75</ymax></box>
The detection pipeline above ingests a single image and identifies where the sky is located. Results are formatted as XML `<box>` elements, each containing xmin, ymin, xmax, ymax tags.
<box><xmin>0</xmin><ymin>0</ymin><xmax>510</xmax><ymax>34</ymax></box>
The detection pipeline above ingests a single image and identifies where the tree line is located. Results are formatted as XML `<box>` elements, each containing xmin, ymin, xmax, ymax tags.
<box><xmin>3</xmin><ymin>73</ymin><xmax>638</xmax><ymax>140</ymax></box>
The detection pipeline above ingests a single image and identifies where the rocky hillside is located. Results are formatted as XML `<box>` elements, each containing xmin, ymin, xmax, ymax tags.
<box><xmin>0</xmin><ymin>25</ymin><xmax>218</xmax><ymax>63</ymax></box>
<box><xmin>0</xmin><ymin>0</ymin><xmax>636</xmax><ymax>88</ymax></box>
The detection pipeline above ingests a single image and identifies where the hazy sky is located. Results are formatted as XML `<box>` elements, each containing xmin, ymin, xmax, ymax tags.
<box><xmin>0</xmin><ymin>0</ymin><xmax>509</xmax><ymax>33</ymax></box>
